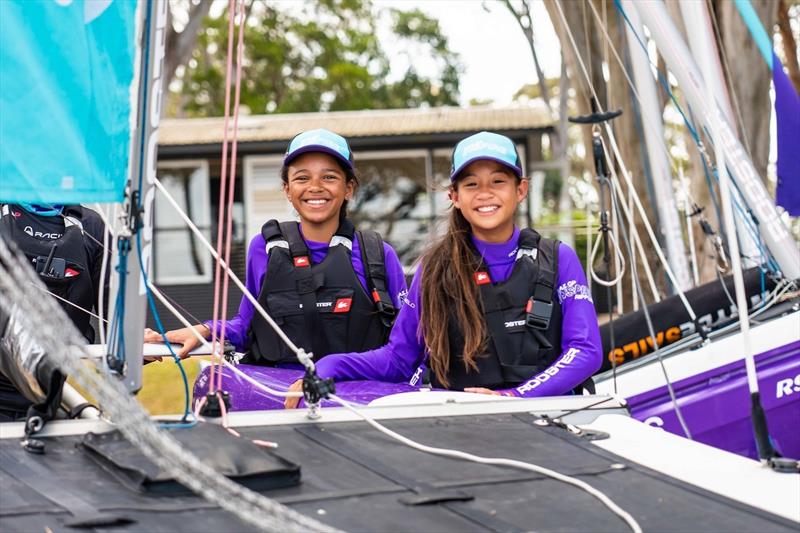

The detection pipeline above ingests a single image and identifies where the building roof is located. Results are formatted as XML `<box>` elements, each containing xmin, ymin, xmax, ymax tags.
<box><xmin>159</xmin><ymin>104</ymin><xmax>554</xmax><ymax>147</ymax></box>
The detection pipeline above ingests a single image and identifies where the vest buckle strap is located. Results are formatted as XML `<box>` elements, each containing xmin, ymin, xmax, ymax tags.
<box><xmin>525</xmin><ymin>297</ymin><xmax>552</xmax><ymax>330</ymax></box>
<box><xmin>372</xmin><ymin>289</ymin><xmax>396</xmax><ymax>326</ymax></box>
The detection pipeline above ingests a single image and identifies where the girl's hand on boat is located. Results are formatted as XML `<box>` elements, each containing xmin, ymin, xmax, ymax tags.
<box><xmin>284</xmin><ymin>379</ymin><xmax>304</xmax><ymax>409</ymax></box>
<box><xmin>143</xmin><ymin>325</ymin><xmax>209</xmax><ymax>359</ymax></box>
<box><xmin>463</xmin><ymin>387</ymin><xmax>502</xmax><ymax>396</ymax></box>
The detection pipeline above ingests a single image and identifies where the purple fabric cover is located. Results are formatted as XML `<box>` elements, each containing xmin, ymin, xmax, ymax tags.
<box><xmin>627</xmin><ymin>341</ymin><xmax>800</xmax><ymax>460</ymax></box>
<box><xmin>774</xmin><ymin>51</ymin><xmax>800</xmax><ymax>216</ymax></box>
<box><xmin>315</xmin><ymin>227</ymin><xmax>603</xmax><ymax>397</ymax></box>
<box><xmin>192</xmin><ymin>364</ymin><xmax>418</xmax><ymax>410</ymax></box>
<box><xmin>206</xmin><ymin>225</ymin><xmax>408</xmax><ymax>351</ymax></box>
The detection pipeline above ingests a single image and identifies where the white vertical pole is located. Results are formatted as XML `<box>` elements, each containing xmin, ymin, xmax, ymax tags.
<box><xmin>678</xmin><ymin>0</ymin><xmax>761</xmax><ymax>268</ymax></box>
<box><xmin>624</xmin><ymin>4</ymin><xmax>692</xmax><ymax>291</ymax></box>
<box><xmin>629</xmin><ymin>0</ymin><xmax>800</xmax><ymax>281</ymax></box>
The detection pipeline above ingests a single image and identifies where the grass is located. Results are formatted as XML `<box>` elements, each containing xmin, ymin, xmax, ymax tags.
<box><xmin>136</xmin><ymin>357</ymin><xmax>210</xmax><ymax>415</ymax></box>
<box><xmin>68</xmin><ymin>356</ymin><xmax>210</xmax><ymax>416</ymax></box>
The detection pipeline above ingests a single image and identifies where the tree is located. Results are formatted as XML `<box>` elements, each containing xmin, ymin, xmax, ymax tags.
<box><xmin>164</xmin><ymin>0</ymin><xmax>213</xmax><ymax>91</ymax></box>
<box><xmin>168</xmin><ymin>0</ymin><xmax>461</xmax><ymax>117</ymax></box>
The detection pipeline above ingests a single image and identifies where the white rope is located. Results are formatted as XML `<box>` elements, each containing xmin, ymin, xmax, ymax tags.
<box><xmin>0</xmin><ymin>237</ymin><xmax>337</xmax><ymax>533</ymax></box>
<box><xmin>609</xmin><ymin>168</ymin><xmax>661</xmax><ymax>303</ymax></box>
<box><xmin>589</xmin><ymin>227</ymin><xmax>626</xmax><ymax>287</ymax></box>
<box><xmin>26</xmin><ymin>281</ymin><xmax>108</xmax><ymax>324</ymax></box>
<box><xmin>145</xmin><ymin>280</ymin><xmax>302</xmax><ymax>399</ymax></box>
<box><xmin>552</xmin><ymin>0</ymin><xmax>696</xmax><ymax>320</ymax></box>
<box><xmin>97</xmin><ymin>203</ymin><xmax>112</xmax><ymax>346</ymax></box>
<box><xmin>329</xmin><ymin>393</ymin><xmax>643</xmax><ymax>533</ymax></box>
<box><xmin>152</xmin><ymin>177</ymin><xmax>314</xmax><ymax>370</ymax></box>
<box><xmin>680</xmin><ymin>168</ymin><xmax>701</xmax><ymax>285</ymax></box>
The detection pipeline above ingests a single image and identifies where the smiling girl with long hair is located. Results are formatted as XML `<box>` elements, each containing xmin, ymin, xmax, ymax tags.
<box><xmin>288</xmin><ymin>131</ymin><xmax>601</xmax><ymax>405</ymax></box>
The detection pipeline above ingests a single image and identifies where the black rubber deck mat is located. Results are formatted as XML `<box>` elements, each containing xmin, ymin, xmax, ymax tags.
<box><xmin>1</xmin><ymin>412</ymin><xmax>797</xmax><ymax>532</ymax></box>
<box><xmin>80</xmin><ymin>422</ymin><xmax>300</xmax><ymax>494</ymax></box>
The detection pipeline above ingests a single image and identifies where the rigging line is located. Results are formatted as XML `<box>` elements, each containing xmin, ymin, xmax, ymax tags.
<box><xmin>603</xmin><ymin>0</ymin><xmax>609</xmax><ymax>72</ymax></box>
<box><xmin>610</xmin><ymin>1</ymin><xmax>705</xmax><ymax>151</ymax></box>
<box><xmin>551</xmin><ymin>394</ymin><xmax>617</xmax><ymax>420</ymax></box>
<box><xmin>588</xmin><ymin>0</ymin><xmax>682</xmax><ymax>180</ymax></box>
<box><xmin>209</xmin><ymin>0</ymin><xmax>240</xmax><ymax>394</ymax></box>
<box><xmin>612</xmin><ymin>0</ymin><xmax>768</xmax><ymax>264</ymax></box>
<box><xmin>608</xmin><ymin>169</ymin><xmax>660</xmax><ymax>302</ymax></box>
<box><xmin>97</xmin><ymin>204</ymin><xmax>116</xmax><ymax>346</ymax></box>
<box><xmin>329</xmin><ymin>393</ymin><xmax>643</xmax><ymax>533</ymax></box>
<box><xmin>217</xmin><ymin>0</ymin><xmax>248</xmax><ymax>393</ymax></box>
<box><xmin>0</xmin><ymin>245</ymin><xmax>333</xmax><ymax>533</ymax></box>
<box><xmin>704</xmin><ymin>0</ymin><xmax>753</xmax><ymax>159</ymax></box>
<box><xmin>580</xmin><ymin>0</ymin><xmax>594</xmax><ymax>85</ymax></box>
<box><xmin>26</xmin><ymin>281</ymin><xmax>108</xmax><ymax>324</ymax></box>
<box><xmin>152</xmin><ymin>177</ymin><xmax>307</xmax><ymax>362</ymax></box>
<box><xmin>605</xmin><ymin>171</ymin><xmax>694</xmax><ymax>440</ymax></box>
<box><xmin>157</xmin><ymin>285</ymin><xmax>205</xmax><ymax>326</ymax></box>
<box><xmin>553</xmin><ymin>0</ymin><xmax>697</xmax><ymax>320</ymax></box>
<box><xmin>571</xmin><ymin>118</ymin><xmax>691</xmax><ymax>435</ymax></box>
<box><xmin>136</xmin><ymin>231</ymin><xmax>195</xmax><ymax>423</ymax></box>
<box><xmin>146</xmin><ymin>280</ymin><xmax>303</xmax><ymax>399</ymax></box>
<box><xmin>679</xmin><ymin>168</ymin><xmax>701</xmax><ymax>285</ymax></box>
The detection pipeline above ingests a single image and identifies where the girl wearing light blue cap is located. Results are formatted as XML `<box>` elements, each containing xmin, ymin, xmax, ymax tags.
<box><xmin>291</xmin><ymin>131</ymin><xmax>602</xmax><ymax>404</ymax></box>
<box><xmin>148</xmin><ymin>129</ymin><xmax>407</xmax><ymax>366</ymax></box>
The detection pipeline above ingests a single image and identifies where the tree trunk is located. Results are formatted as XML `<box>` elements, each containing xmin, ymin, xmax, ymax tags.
<box><xmin>777</xmin><ymin>0</ymin><xmax>800</xmax><ymax>94</ymax></box>
<box><xmin>545</xmin><ymin>0</ymin><xmax>662</xmax><ymax>313</ymax></box>
<box><xmin>164</xmin><ymin>0</ymin><xmax>213</xmax><ymax>90</ymax></box>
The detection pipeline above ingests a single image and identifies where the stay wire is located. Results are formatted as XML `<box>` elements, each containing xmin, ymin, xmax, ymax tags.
<box><xmin>151</xmin><ymin>177</ymin><xmax>310</xmax><ymax>365</ymax></box>
<box><xmin>553</xmin><ymin>0</ymin><xmax>698</xmax><ymax>321</ymax></box>
<box><xmin>602</xmin><ymin>168</ymin><xmax>693</xmax><ymax>440</ymax></box>
<box><xmin>610</xmin><ymin>0</ymin><xmax>771</xmax><ymax>274</ymax></box>
<box><xmin>703</xmin><ymin>0</ymin><xmax>753</xmax><ymax>159</ymax></box>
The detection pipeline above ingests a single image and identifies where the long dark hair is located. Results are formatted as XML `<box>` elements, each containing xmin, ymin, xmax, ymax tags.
<box><xmin>420</xmin><ymin>174</ymin><xmax>523</xmax><ymax>387</ymax></box>
<box><xmin>281</xmin><ymin>157</ymin><xmax>360</xmax><ymax>221</ymax></box>
<box><xmin>419</xmin><ymin>205</ymin><xmax>485</xmax><ymax>388</ymax></box>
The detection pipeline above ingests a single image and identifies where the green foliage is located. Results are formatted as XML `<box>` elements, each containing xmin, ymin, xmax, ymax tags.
<box><xmin>175</xmin><ymin>0</ymin><xmax>461</xmax><ymax>117</ymax></box>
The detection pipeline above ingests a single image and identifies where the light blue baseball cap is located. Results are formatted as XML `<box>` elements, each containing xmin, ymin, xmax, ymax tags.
<box><xmin>450</xmin><ymin>131</ymin><xmax>522</xmax><ymax>181</ymax></box>
<box><xmin>284</xmin><ymin>128</ymin><xmax>354</xmax><ymax>169</ymax></box>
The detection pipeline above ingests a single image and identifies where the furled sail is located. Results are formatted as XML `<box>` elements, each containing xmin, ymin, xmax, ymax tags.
<box><xmin>0</xmin><ymin>0</ymin><xmax>137</xmax><ymax>203</ymax></box>
<box><xmin>774</xmin><ymin>52</ymin><xmax>800</xmax><ymax>216</ymax></box>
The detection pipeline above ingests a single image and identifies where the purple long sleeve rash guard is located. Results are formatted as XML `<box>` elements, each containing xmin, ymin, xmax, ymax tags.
<box><xmin>206</xmin><ymin>227</ymin><xmax>408</xmax><ymax>352</ymax></box>
<box><xmin>315</xmin><ymin>227</ymin><xmax>603</xmax><ymax>397</ymax></box>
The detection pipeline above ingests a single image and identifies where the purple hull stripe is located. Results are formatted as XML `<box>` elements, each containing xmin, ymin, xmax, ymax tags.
<box><xmin>193</xmin><ymin>364</ymin><xmax>419</xmax><ymax>410</ymax></box>
<box><xmin>627</xmin><ymin>341</ymin><xmax>800</xmax><ymax>460</ymax></box>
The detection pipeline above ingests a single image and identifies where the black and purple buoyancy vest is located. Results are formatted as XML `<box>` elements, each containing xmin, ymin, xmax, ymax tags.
<box><xmin>0</xmin><ymin>205</ymin><xmax>95</xmax><ymax>342</ymax></box>
<box><xmin>438</xmin><ymin>229</ymin><xmax>562</xmax><ymax>390</ymax></box>
<box><xmin>247</xmin><ymin>219</ymin><xmax>396</xmax><ymax>366</ymax></box>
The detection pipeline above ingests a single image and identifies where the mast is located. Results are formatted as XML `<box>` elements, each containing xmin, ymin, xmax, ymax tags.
<box><xmin>623</xmin><ymin>6</ymin><xmax>692</xmax><ymax>292</ymax></box>
<box><xmin>107</xmin><ymin>0</ymin><xmax>168</xmax><ymax>392</ymax></box>
<box><xmin>628</xmin><ymin>0</ymin><xmax>800</xmax><ymax>281</ymax></box>
<box><xmin>678</xmin><ymin>0</ymin><xmax>761</xmax><ymax>268</ymax></box>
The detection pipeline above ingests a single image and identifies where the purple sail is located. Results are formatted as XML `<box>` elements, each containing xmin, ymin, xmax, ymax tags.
<box><xmin>193</xmin><ymin>364</ymin><xmax>419</xmax><ymax>411</ymax></box>
<box><xmin>626</xmin><ymin>341</ymin><xmax>800</xmax><ymax>460</ymax></box>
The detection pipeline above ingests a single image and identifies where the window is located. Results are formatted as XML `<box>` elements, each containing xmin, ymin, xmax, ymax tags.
<box><xmin>154</xmin><ymin>160</ymin><xmax>212</xmax><ymax>285</ymax></box>
<box><xmin>243</xmin><ymin>155</ymin><xmax>293</xmax><ymax>241</ymax></box>
<box><xmin>349</xmin><ymin>150</ymin><xmax>431</xmax><ymax>266</ymax></box>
